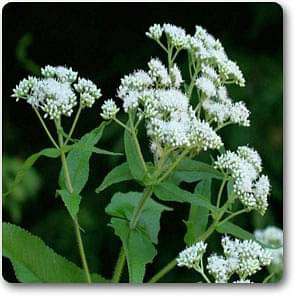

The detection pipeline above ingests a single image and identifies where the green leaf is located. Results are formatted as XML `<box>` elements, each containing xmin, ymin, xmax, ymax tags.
<box><xmin>184</xmin><ymin>179</ymin><xmax>212</xmax><ymax>245</ymax></box>
<box><xmin>106</xmin><ymin>192</ymin><xmax>171</xmax><ymax>244</ymax></box>
<box><xmin>96</xmin><ymin>162</ymin><xmax>133</xmax><ymax>193</ymax></box>
<box><xmin>3</xmin><ymin>222</ymin><xmax>108</xmax><ymax>283</ymax></box>
<box><xmin>109</xmin><ymin>218</ymin><xmax>156</xmax><ymax>283</ymax></box>
<box><xmin>216</xmin><ymin>221</ymin><xmax>255</xmax><ymax>240</ymax></box>
<box><xmin>153</xmin><ymin>182</ymin><xmax>216</xmax><ymax>211</ymax></box>
<box><xmin>124</xmin><ymin>128</ymin><xmax>147</xmax><ymax>181</ymax></box>
<box><xmin>173</xmin><ymin>159</ymin><xmax>224</xmax><ymax>183</ymax></box>
<box><xmin>3</xmin><ymin>148</ymin><xmax>60</xmax><ymax>198</ymax></box>
<box><xmin>91</xmin><ymin>146</ymin><xmax>123</xmax><ymax>156</ymax></box>
<box><xmin>60</xmin><ymin>122</ymin><xmax>107</xmax><ymax>193</ymax></box>
<box><xmin>57</xmin><ymin>189</ymin><xmax>81</xmax><ymax>220</ymax></box>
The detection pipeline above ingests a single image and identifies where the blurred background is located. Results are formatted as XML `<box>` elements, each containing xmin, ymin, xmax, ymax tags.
<box><xmin>2</xmin><ymin>2</ymin><xmax>283</xmax><ymax>282</ymax></box>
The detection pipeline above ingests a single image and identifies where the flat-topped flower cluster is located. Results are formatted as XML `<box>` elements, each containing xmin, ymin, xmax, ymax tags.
<box><xmin>12</xmin><ymin>66</ymin><xmax>101</xmax><ymax>119</ymax></box>
<box><xmin>177</xmin><ymin>236</ymin><xmax>273</xmax><ymax>283</ymax></box>
<box><xmin>215</xmin><ymin>146</ymin><xmax>271</xmax><ymax>215</ymax></box>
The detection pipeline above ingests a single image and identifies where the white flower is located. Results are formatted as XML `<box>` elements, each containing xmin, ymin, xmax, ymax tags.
<box><xmin>100</xmin><ymin>99</ymin><xmax>119</xmax><ymax>120</ymax></box>
<box><xmin>146</xmin><ymin>24</ymin><xmax>163</xmax><ymax>40</ymax></box>
<box><xmin>41</xmin><ymin>65</ymin><xmax>78</xmax><ymax>83</ymax></box>
<box><xmin>30</xmin><ymin>78</ymin><xmax>77</xmax><ymax>119</ymax></box>
<box><xmin>74</xmin><ymin>78</ymin><xmax>102</xmax><ymax>108</ymax></box>
<box><xmin>148</xmin><ymin>58</ymin><xmax>171</xmax><ymax>87</ymax></box>
<box><xmin>12</xmin><ymin>76</ymin><xmax>38</xmax><ymax>101</ymax></box>
<box><xmin>123</xmin><ymin>91</ymin><xmax>140</xmax><ymax>112</ymax></box>
<box><xmin>163</xmin><ymin>23</ymin><xmax>188</xmax><ymax>48</ymax></box>
<box><xmin>215</xmin><ymin>147</ymin><xmax>270</xmax><ymax>215</ymax></box>
<box><xmin>170</xmin><ymin>64</ymin><xmax>183</xmax><ymax>88</ymax></box>
<box><xmin>207</xmin><ymin>254</ymin><xmax>229</xmax><ymax>283</ymax></box>
<box><xmin>230</xmin><ymin>101</ymin><xmax>250</xmax><ymax>127</ymax></box>
<box><xmin>207</xmin><ymin>236</ymin><xmax>273</xmax><ymax>283</ymax></box>
<box><xmin>12</xmin><ymin>65</ymin><xmax>102</xmax><ymax>119</ymax></box>
<box><xmin>219</xmin><ymin>59</ymin><xmax>245</xmax><ymax>87</ymax></box>
<box><xmin>195</xmin><ymin>76</ymin><xmax>217</xmax><ymax>98</ymax></box>
<box><xmin>177</xmin><ymin>241</ymin><xmax>207</xmax><ymax>269</ymax></box>
<box><xmin>202</xmin><ymin>64</ymin><xmax>220</xmax><ymax>83</ymax></box>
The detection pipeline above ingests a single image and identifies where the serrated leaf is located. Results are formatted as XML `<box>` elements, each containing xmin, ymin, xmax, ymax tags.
<box><xmin>124</xmin><ymin>127</ymin><xmax>147</xmax><ymax>181</ymax></box>
<box><xmin>109</xmin><ymin>218</ymin><xmax>156</xmax><ymax>283</ymax></box>
<box><xmin>184</xmin><ymin>179</ymin><xmax>212</xmax><ymax>245</ymax></box>
<box><xmin>105</xmin><ymin>192</ymin><xmax>171</xmax><ymax>244</ymax></box>
<box><xmin>3</xmin><ymin>148</ymin><xmax>60</xmax><ymax>198</ymax></box>
<box><xmin>60</xmin><ymin>122</ymin><xmax>107</xmax><ymax>193</ymax></box>
<box><xmin>57</xmin><ymin>189</ymin><xmax>81</xmax><ymax>220</ymax></box>
<box><xmin>96</xmin><ymin>162</ymin><xmax>133</xmax><ymax>193</ymax></box>
<box><xmin>3</xmin><ymin>222</ymin><xmax>108</xmax><ymax>283</ymax></box>
<box><xmin>153</xmin><ymin>182</ymin><xmax>216</xmax><ymax>211</ymax></box>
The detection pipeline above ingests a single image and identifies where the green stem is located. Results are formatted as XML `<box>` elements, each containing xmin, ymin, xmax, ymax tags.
<box><xmin>216</xmin><ymin>178</ymin><xmax>227</xmax><ymax>208</ymax></box>
<box><xmin>112</xmin><ymin>246</ymin><xmax>126</xmax><ymax>283</ymax></box>
<box><xmin>113</xmin><ymin>117</ymin><xmax>132</xmax><ymax>132</ymax></box>
<box><xmin>33</xmin><ymin>107</ymin><xmax>59</xmax><ymax>149</ymax></box>
<box><xmin>218</xmin><ymin>208</ymin><xmax>249</xmax><ymax>226</ymax></box>
<box><xmin>148</xmin><ymin>259</ymin><xmax>177</xmax><ymax>283</ymax></box>
<box><xmin>263</xmin><ymin>272</ymin><xmax>275</xmax><ymax>283</ymax></box>
<box><xmin>157</xmin><ymin>149</ymin><xmax>189</xmax><ymax>183</ymax></box>
<box><xmin>129</xmin><ymin>187</ymin><xmax>153</xmax><ymax>229</ymax></box>
<box><xmin>64</xmin><ymin>105</ymin><xmax>82</xmax><ymax>145</ymax></box>
<box><xmin>215</xmin><ymin>121</ymin><xmax>233</xmax><ymax>132</ymax></box>
<box><xmin>56</xmin><ymin>121</ymin><xmax>91</xmax><ymax>284</ymax></box>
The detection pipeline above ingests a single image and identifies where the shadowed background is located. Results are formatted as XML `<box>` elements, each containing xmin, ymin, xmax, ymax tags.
<box><xmin>2</xmin><ymin>2</ymin><xmax>283</xmax><ymax>282</ymax></box>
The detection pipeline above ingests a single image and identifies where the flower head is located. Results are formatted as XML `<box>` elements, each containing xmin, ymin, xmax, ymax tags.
<box><xmin>100</xmin><ymin>99</ymin><xmax>119</xmax><ymax>120</ymax></box>
<box><xmin>177</xmin><ymin>241</ymin><xmax>207</xmax><ymax>268</ymax></box>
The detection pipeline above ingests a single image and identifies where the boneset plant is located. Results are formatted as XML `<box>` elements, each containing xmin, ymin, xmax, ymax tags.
<box><xmin>3</xmin><ymin>24</ymin><xmax>283</xmax><ymax>284</ymax></box>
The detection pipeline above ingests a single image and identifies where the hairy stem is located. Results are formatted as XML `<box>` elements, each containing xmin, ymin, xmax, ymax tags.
<box><xmin>56</xmin><ymin>121</ymin><xmax>91</xmax><ymax>283</ymax></box>
<box><xmin>33</xmin><ymin>107</ymin><xmax>59</xmax><ymax>149</ymax></box>
<box><xmin>64</xmin><ymin>105</ymin><xmax>82</xmax><ymax>145</ymax></box>
<box><xmin>112</xmin><ymin>246</ymin><xmax>126</xmax><ymax>283</ymax></box>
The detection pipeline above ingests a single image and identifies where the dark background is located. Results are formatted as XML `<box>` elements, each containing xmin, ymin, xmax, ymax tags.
<box><xmin>2</xmin><ymin>2</ymin><xmax>283</xmax><ymax>283</ymax></box>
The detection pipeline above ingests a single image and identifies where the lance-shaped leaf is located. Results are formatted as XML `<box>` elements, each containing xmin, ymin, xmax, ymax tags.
<box><xmin>96</xmin><ymin>162</ymin><xmax>133</xmax><ymax>193</ymax></box>
<box><xmin>59</xmin><ymin>122</ymin><xmax>107</xmax><ymax>194</ymax></box>
<box><xmin>57</xmin><ymin>189</ymin><xmax>81</xmax><ymax>220</ymax></box>
<box><xmin>109</xmin><ymin>218</ymin><xmax>156</xmax><ymax>283</ymax></box>
<box><xmin>184</xmin><ymin>179</ymin><xmax>212</xmax><ymax>245</ymax></box>
<box><xmin>106</xmin><ymin>192</ymin><xmax>172</xmax><ymax>244</ymax></box>
<box><xmin>124</xmin><ymin>127</ymin><xmax>147</xmax><ymax>181</ymax></box>
<box><xmin>3</xmin><ymin>223</ymin><xmax>108</xmax><ymax>283</ymax></box>
<box><xmin>3</xmin><ymin>148</ymin><xmax>61</xmax><ymax>197</ymax></box>
<box><xmin>172</xmin><ymin>159</ymin><xmax>224</xmax><ymax>184</ymax></box>
<box><xmin>153</xmin><ymin>182</ymin><xmax>216</xmax><ymax>211</ymax></box>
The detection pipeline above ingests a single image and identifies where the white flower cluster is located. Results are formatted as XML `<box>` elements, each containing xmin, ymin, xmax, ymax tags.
<box><xmin>146</xmin><ymin>23</ymin><xmax>189</xmax><ymax>49</ymax></box>
<box><xmin>12</xmin><ymin>65</ymin><xmax>102</xmax><ymax>119</ymax></box>
<box><xmin>202</xmin><ymin>86</ymin><xmax>250</xmax><ymax>127</ymax></box>
<box><xmin>177</xmin><ymin>241</ymin><xmax>207</xmax><ymax>269</ymax></box>
<box><xmin>146</xmin><ymin>24</ymin><xmax>249</xmax><ymax>128</ymax></box>
<box><xmin>215</xmin><ymin>146</ymin><xmax>270</xmax><ymax>215</ymax></box>
<box><xmin>117</xmin><ymin>58</ymin><xmax>222</xmax><ymax>153</ymax></box>
<box><xmin>146</xmin><ymin>24</ymin><xmax>245</xmax><ymax>87</ymax></box>
<box><xmin>100</xmin><ymin>99</ymin><xmax>120</xmax><ymax>120</ymax></box>
<box><xmin>207</xmin><ymin>236</ymin><xmax>273</xmax><ymax>283</ymax></box>
<box><xmin>74</xmin><ymin>78</ymin><xmax>102</xmax><ymax>108</ymax></box>
<box><xmin>255</xmin><ymin>226</ymin><xmax>283</xmax><ymax>273</ymax></box>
